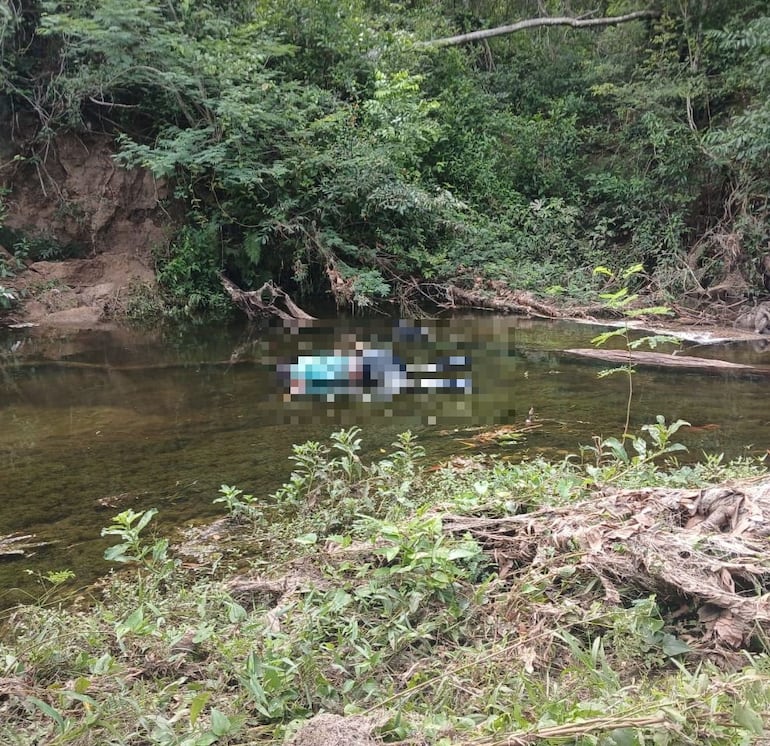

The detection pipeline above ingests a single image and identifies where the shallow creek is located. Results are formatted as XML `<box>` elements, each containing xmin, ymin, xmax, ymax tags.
<box><xmin>1</xmin><ymin>316</ymin><xmax>769</xmax><ymax>604</ymax></box>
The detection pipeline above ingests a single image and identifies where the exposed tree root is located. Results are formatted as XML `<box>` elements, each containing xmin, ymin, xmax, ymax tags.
<box><xmin>444</xmin><ymin>476</ymin><xmax>770</xmax><ymax>650</ymax></box>
<box><xmin>220</xmin><ymin>275</ymin><xmax>315</xmax><ymax>321</ymax></box>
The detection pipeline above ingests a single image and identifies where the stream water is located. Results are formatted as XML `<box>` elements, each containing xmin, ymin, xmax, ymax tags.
<box><xmin>1</xmin><ymin>315</ymin><xmax>769</xmax><ymax>605</ymax></box>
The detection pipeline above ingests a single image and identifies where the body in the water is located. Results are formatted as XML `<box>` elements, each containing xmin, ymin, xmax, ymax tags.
<box><xmin>281</xmin><ymin>344</ymin><xmax>470</xmax><ymax>399</ymax></box>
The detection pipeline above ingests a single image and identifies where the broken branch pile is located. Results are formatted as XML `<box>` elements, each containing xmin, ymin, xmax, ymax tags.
<box><xmin>444</xmin><ymin>477</ymin><xmax>770</xmax><ymax>650</ymax></box>
<box><xmin>441</xmin><ymin>282</ymin><xmax>559</xmax><ymax>317</ymax></box>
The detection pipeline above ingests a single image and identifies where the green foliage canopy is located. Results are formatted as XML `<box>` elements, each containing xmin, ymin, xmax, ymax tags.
<box><xmin>2</xmin><ymin>0</ymin><xmax>769</xmax><ymax>312</ymax></box>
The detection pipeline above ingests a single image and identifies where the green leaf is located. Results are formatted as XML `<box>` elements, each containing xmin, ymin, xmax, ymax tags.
<box><xmin>73</xmin><ymin>676</ymin><xmax>90</xmax><ymax>694</ymax></box>
<box><xmin>660</xmin><ymin>633</ymin><xmax>691</xmax><ymax>656</ymax></box>
<box><xmin>227</xmin><ymin>601</ymin><xmax>248</xmax><ymax>623</ymax></box>
<box><xmin>661</xmin><ymin>706</ymin><xmax>687</xmax><ymax>725</ymax></box>
<box><xmin>294</xmin><ymin>533</ymin><xmax>318</xmax><ymax>546</ymax></box>
<box><xmin>134</xmin><ymin>508</ymin><xmax>159</xmax><ymax>534</ymax></box>
<box><xmin>90</xmin><ymin>652</ymin><xmax>113</xmax><ymax>675</ymax></box>
<box><xmin>122</xmin><ymin>606</ymin><xmax>145</xmax><ymax>633</ymax></box>
<box><xmin>599</xmin><ymin>287</ymin><xmax>630</xmax><ymax>303</ymax></box>
<box><xmin>622</xmin><ymin>263</ymin><xmax>645</xmax><ymax>279</ymax></box>
<box><xmin>27</xmin><ymin>697</ymin><xmax>64</xmax><ymax>728</ymax></box>
<box><xmin>189</xmin><ymin>691</ymin><xmax>211</xmax><ymax>726</ymax></box>
<box><xmin>446</xmin><ymin>547</ymin><xmax>479</xmax><ymax>561</ymax></box>
<box><xmin>606</xmin><ymin>727</ymin><xmax>638</xmax><ymax>746</ymax></box>
<box><xmin>602</xmin><ymin>437</ymin><xmax>629</xmax><ymax>463</ymax></box>
<box><xmin>631</xmin><ymin>436</ymin><xmax>647</xmax><ymax>457</ymax></box>
<box><xmin>733</xmin><ymin>702</ymin><xmax>764</xmax><ymax>734</ymax></box>
<box><xmin>591</xmin><ymin>328</ymin><xmax>627</xmax><ymax>345</ymax></box>
<box><xmin>62</xmin><ymin>691</ymin><xmax>97</xmax><ymax>707</ymax></box>
<box><xmin>193</xmin><ymin>625</ymin><xmax>215</xmax><ymax>644</ymax></box>
<box><xmin>378</xmin><ymin>544</ymin><xmax>400</xmax><ymax>562</ymax></box>
<box><xmin>243</xmin><ymin>232</ymin><xmax>262</xmax><ymax>266</ymax></box>
<box><xmin>192</xmin><ymin>735</ymin><xmax>218</xmax><ymax>746</ymax></box>
<box><xmin>103</xmin><ymin>543</ymin><xmax>131</xmax><ymax>562</ymax></box>
<box><xmin>669</xmin><ymin>419</ymin><xmax>692</xmax><ymax>433</ymax></box>
<box><xmin>665</xmin><ymin>443</ymin><xmax>688</xmax><ymax>453</ymax></box>
<box><xmin>210</xmin><ymin>708</ymin><xmax>232</xmax><ymax>736</ymax></box>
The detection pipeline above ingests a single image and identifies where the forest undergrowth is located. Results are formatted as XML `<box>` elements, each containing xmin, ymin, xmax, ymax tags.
<box><xmin>3</xmin><ymin>424</ymin><xmax>770</xmax><ymax>745</ymax></box>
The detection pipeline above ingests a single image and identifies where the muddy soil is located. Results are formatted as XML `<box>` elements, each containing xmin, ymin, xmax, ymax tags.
<box><xmin>1</xmin><ymin>133</ymin><xmax>171</xmax><ymax>329</ymax></box>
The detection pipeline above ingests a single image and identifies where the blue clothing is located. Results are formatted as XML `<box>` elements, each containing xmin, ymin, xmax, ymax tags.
<box><xmin>290</xmin><ymin>354</ymin><xmax>354</xmax><ymax>395</ymax></box>
<box><xmin>282</xmin><ymin>348</ymin><xmax>470</xmax><ymax>398</ymax></box>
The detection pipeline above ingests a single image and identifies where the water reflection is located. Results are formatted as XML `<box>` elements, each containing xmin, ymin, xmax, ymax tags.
<box><xmin>0</xmin><ymin>316</ymin><xmax>768</xmax><ymax>603</ymax></box>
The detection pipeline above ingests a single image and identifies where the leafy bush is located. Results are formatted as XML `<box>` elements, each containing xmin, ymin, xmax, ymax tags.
<box><xmin>155</xmin><ymin>223</ymin><xmax>232</xmax><ymax>320</ymax></box>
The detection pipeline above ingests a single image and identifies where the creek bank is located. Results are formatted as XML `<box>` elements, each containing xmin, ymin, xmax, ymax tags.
<box><xmin>185</xmin><ymin>466</ymin><xmax>770</xmax><ymax>657</ymax></box>
<box><xmin>0</xmin><ymin>127</ymin><xmax>747</xmax><ymax>333</ymax></box>
<box><xmin>0</xmin><ymin>133</ymin><xmax>764</xmax><ymax>334</ymax></box>
<box><xmin>1</xmin><ymin>135</ymin><xmax>766</xmax><ymax>375</ymax></box>
<box><xmin>2</xmin><ymin>422</ymin><xmax>770</xmax><ymax>744</ymax></box>
<box><xmin>4</xmin><ymin>439</ymin><xmax>770</xmax><ymax>744</ymax></box>
<box><xmin>1</xmin><ymin>132</ymin><xmax>169</xmax><ymax>329</ymax></box>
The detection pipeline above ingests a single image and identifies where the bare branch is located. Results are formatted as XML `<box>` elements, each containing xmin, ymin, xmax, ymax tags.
<box><xmin>88</xmin><ymin>96</ymin><xmax>139</xmax><ymax>109</ymax></box>
<box><xmin>419</xmin><ymin>10</ymin><xmax>661</xmax><ymax>48</ymax></box>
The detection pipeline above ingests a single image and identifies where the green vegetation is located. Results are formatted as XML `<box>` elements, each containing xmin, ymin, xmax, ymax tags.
<box><xmin>1</xmin><ymin>1</ymin><xmax>769</xmax><ymax>315</ymax></box>
<box><xmin>4</xmin><ymin>4</ymin><xmax>770</xmax><ymax>738</ymax></box>
<box><xmin>3</xmin><ymin>426</ymin><xmax>770</xmax><ymax>744</ymax></box>
<box><xmin>590</xmin><ymin>263</ymin><xmax>681</xmax><ymax>437</ymax></box>
<box><xmin>0</xmin><ymin>194</ymin><xmax>18</xmax><ymax>311</ymax></box>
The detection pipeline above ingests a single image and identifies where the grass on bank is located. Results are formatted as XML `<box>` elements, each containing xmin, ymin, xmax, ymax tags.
<box><xmin>2</xmin><ymin>425</ymin><xmax>770</xmax><ymax>745</ymax></box>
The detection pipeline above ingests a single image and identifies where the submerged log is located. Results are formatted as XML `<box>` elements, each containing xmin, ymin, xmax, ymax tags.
<box><xmin>0</xmin><ymin>533</ymin><xmax>52</xmax><ymax>559</ymax></box>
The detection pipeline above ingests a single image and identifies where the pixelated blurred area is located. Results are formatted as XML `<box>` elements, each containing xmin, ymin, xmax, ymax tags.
<box><xmin>276</xmin><ymin>320</ymin><xmax>473</xmax><ymax>403</ymax></box>
<box><xmin>247</xmin><ymin>315</ymin><xmax>543</xmax><ymax>430</ymax></box>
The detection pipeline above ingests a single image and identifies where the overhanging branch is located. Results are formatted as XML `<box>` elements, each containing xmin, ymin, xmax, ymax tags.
<box><xmin>419</xmin><ymin>10</ymin><xmax>661</xmax><ymax>48</ymax></box>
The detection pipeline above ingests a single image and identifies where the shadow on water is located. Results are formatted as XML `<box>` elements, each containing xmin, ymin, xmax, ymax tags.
<box><xmin>1</xmin><ymin>315</ymin><xmax>769</xmax><ymax>604</ymax></box>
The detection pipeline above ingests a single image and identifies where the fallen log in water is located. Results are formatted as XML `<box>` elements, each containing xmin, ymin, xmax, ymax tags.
<box><xmin>565</xmin><ymin>348</ymin><xmax>770</xmax><ymax>376</ymax></box>
<box><xmin>442</xmin><ymin>284</ymin><xmax>559</xmax><ymax>317</ymax></box>
<box><xmin>220</xmin><ymin>275</ymin><xmax>316</xmax><ymax>321</ymax></box>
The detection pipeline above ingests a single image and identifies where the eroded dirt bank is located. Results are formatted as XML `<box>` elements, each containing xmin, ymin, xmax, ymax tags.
<box><xmin>1</xmin><ymin>133</ymin><xmax>171</xmax><ymax>328</ymax></box>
